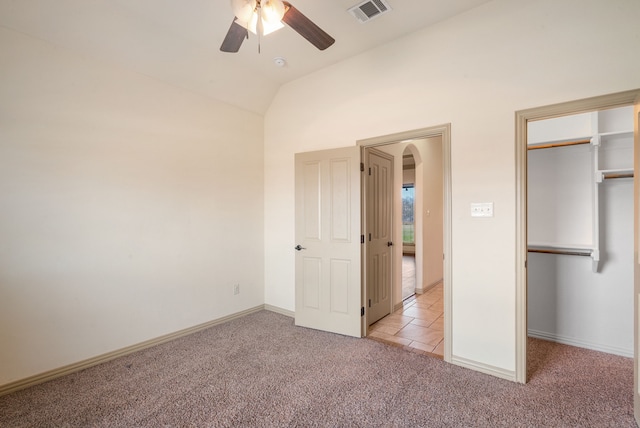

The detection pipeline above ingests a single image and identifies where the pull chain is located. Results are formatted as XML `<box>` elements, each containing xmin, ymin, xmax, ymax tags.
<box><xmin>256</xmin><ymin>3</ymin><xmax>262</xmax><ymax>53</ymax></box>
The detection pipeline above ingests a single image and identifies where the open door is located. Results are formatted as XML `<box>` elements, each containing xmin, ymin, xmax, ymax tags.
<box><xmin>294</xmin><ymin>146</ymin><xmax>362</xmax><ymax>337</ymax></box>
<box><xmin>365</xmin><ymin>148</ymin><xmax>394</xmax><ymax>325</ymax></box>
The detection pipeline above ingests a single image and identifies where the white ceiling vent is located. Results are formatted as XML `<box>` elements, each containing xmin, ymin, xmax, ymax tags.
<box><xmin>348</xmin><ymin>0</ymin><xmax>392</xmax><ymax>24</ymax></box>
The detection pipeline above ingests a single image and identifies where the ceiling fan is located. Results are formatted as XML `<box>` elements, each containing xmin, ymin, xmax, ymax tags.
<box><xmin>220</xmin><ymin>0</ymin><xmax>335</xmax><ymax>53</ymax></box>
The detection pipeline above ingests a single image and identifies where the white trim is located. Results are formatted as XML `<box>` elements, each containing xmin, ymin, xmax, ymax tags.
<box><xmin>0</xmin><ymin>305</ymin><xmax>265</xmax><ymax>397</ymax></box>
<box><xmin>515</xmin><ymin>103</ymin><xmax>528</xmax><ymax>384</ymax></box>
<box><xmin>451</xmin><ymin>355</ymin><xmax>516</xmax><ymax>382</ymax></box>
<box><xmin>528</xmin><ymin>330</ymin><xmax>633</xmax><ymax>358</ymax></box>
<box><xmin>416</xmin><ymin>278</ymin><xmax>443</xmax><ymax>294</ymax></box>
<box><xmin>264</xmin><ymin>304</ymin><xmax>294</xmax><ymax>318</ymax></box>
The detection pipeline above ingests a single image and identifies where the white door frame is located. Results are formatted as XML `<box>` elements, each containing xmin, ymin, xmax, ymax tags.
<box><xmin>358</xmin><ymin>124</ymin><xmax>452</xmax><ymax>362</ymax></box>
<box><xmin>514</xmin><ymin>89</ymin><xmax>640</xmax><ymax>384</ymax></box>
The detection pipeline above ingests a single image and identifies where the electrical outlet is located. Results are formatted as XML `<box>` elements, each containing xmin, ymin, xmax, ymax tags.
<box><xmin>233</xmin><ymin>284</ymin><xmax>240</xmax><ymax>295</ymax></box>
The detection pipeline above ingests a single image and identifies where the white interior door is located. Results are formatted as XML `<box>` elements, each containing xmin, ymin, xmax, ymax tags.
<box><xmin>366</xmin><ymin>148</ymin><xmax>393</xmax><ymax>325</ymax></box>
<box><xmin>294</xmin><ymin>146</ymin><xmax>362</xmax><ymax>337</ymax></box>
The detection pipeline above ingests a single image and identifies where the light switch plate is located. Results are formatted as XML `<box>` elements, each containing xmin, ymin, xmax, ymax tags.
<box><xmin>471</xmin><ymin>202</ymin><xmax>494</xmax><ymax>217</ymax></box>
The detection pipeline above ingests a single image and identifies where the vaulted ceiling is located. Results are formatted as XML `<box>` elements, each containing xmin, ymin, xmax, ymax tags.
<box><xmin>0</xmin><ymin>0</ymin><xmax>492</xmax><ymax>114</ymax></box>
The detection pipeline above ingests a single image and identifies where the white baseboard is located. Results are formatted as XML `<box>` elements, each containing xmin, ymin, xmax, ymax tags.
<box><xmin>0</xmin><ymin>305</ymin><xmax>266</xmax><ymax>397</ymax></box>
<box><xmin>451</xmin><ymin>355</ymin><xmax>517</xmax><ymax>382</ymax></box>
<box><xmin>264</xmin><ymin>304</ymin><xmax>294</xmax><ymax>318</ymax></box>
<box><xmin>416</xmin><ymin>278</ymin><xmax>443</xmax><ymax>294</ymax></box>
<box><xmin>527</xmin><ymin>329</ymin><xmax>633</xmax><ymax>358</ymax></box>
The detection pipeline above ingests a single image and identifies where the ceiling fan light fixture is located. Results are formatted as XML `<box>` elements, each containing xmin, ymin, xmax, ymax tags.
<box><xmin>231</xmin><ymin>0</ymin><xmax>257</xmax><ymax>23</ymax></box>
<box><xmin>245</xmin><ymin>10</ymin><xmax>285</xmax><ymax>35</ymax></box>
<box><xmin>261</xmin><ymin>0</ymin><xmax>286</xmax><ymax>22</ymax></box>
<box><xmin>232</xmin><ymin>0</ymin><xmax>285</xmax><ymax>36</ymax></box>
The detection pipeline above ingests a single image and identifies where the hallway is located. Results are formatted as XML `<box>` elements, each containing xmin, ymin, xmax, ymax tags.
<box><xmin>368</xmin><ymin>257</ymin><xmax>444</xmax><ymax>358</ymax></box>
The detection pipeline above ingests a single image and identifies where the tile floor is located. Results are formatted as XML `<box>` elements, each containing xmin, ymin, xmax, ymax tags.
<box><xmin>368</xmin><ymin>275</ymin><xmax>444</xmax><ymax>358</ymax></box>
<box><xmin>401</xmin><ymin>255</ymin><xmax>416</xmax><ymax>300</ymax></box>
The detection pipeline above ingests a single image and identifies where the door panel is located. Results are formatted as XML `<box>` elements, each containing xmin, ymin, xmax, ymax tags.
<box><xmin>295</xmin><ymin>146</ymin><xmax>361</xmax><ymax>337</ymax></box>
<box><xmin>302</xmin><ymin>161</ymin><xmax>321</xmax><ymax>240</ymax></box>
<box><xmin>366</xmin><ymin>148</ymin><xmax>394</xmax><ymax>325</ymax></box>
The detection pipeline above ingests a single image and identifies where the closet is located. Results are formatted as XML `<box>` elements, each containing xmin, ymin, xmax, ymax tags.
<box><xmin>527</xmin><ymin>105</ymin><xmax>634</xmax><ymax>357</ymax></box>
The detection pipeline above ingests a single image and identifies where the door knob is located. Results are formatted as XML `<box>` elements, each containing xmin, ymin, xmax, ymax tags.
<box><xmin>387</xmin><ymin>241</ymin><xmax>393</xmax><ymax>247</ymax></box>
<box><xmin>294</xmin><ymin>244</ymin><xmax>307</xmax><ymax>251</ymax></box>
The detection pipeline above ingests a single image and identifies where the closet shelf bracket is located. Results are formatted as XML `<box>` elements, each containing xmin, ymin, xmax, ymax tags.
<box><xmin>591</xmin><ymin>249</ymin><xmax>600</xmax><ymax>273</ymax></box>
<box><xmin>596</xmin><ymin>168</ymin><xmax>634</xmax><ymax>182</ymax></box>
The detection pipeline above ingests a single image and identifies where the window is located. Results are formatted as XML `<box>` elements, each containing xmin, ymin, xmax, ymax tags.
<box><xmin>402</xmin><ymin>185</ymin><xmax>415</xmax><ymax>244</ymax></box>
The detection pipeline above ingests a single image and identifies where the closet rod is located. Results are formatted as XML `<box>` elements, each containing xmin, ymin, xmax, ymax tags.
<box><xmin>527</xmin><ymin>138</ymin><xmax>591</xmax><ymax>151</ymax></box>
<box><xmin>527</xmin><ymin>248</ymin><xmax>592</xmax><ymax>257</ymax></box>
<box><xmin>603</xmin><ymin>172</ymin><xmax>634</xmax><ymax>180</ymax></box>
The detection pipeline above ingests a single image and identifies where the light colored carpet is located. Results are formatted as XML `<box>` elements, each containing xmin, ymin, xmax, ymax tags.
<box><xmin>0</xmin><ymin>310</ymin><xmax>634</xmax><ymax>427</ymax></box>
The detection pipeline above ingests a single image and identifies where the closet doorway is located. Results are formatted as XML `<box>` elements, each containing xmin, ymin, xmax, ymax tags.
<box><xmin>360</xmin><ymin>125</ymin><xmax>450</xmax><ymax>359</ymax></box>
<box><xmin>527</xmin><ymin>106</ymin><xmax>634</xmax><ymax>356</ymax></box>
<box><xmin>514</xmin><ymin>89</ymin><xmax>640</xmax><ymax>384</ymax></box>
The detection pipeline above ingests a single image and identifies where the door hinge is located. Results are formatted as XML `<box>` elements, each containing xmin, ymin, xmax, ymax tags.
<box><xmin>368</xmin><ymin>299</ymin><xmax>371</xmax><ymax>308</ymax></box>
<box><xmin>361</xmin><ymin>235</ymin><xmax>365</xmax><ymax>244</ymax></box>
<box><xmin>368</xmin><ymin>233</ymin><xmax>372</xmax><ymax>241</ymax></box>
<box><xmin>361</xmin><ymin>307</ymin><xmax>365</xmax><ymax>316</ymax></box>
<box><xmin>368</xmin><ymin>167</ymin><xmax>372</xmax><ymax>176</ymax></box>
<box><xmin>525</xmin><ymin>260</ymin><xmax>527</xmax><ymax>268</ymax></box>
<box><xmin>360</xmin><ymin>162</ymin><xmax>364</xmax><ymax>172</ymax></box>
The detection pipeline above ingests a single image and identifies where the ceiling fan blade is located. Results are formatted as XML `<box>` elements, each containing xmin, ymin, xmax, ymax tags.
<box><xmin>282</xmin><ymin>2</ymin><xmax>335</xmax><ymax>51</ymax></box>
<box><xmin>220</xmin><ymin>19</ymin><xmax>248</xmax><ymax>53</ymax></box>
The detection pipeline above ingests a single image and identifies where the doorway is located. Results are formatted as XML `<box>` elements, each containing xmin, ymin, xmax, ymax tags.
<box><xmin>360</xmin><ymin>125</ymin><xmax>450</xmax><ymax>359</ymax></box>
<box><xmin>527</xmin><ymin>106</ymin><xmax>634</xmax><ymax>359</ymax></box>
<box><xmin>402</xmin><ymin>150</ymin><xmax>417</xmax><ymax>301</ymax></box>
<box><xmin>292</xmin><ymin>124</ymin><xmax>452</xmax><ymax>361</ymax></box>
<box><xmin>514</xmin><ymin>89</ymin><xmax>640</xmax><ymax>385</ymax></box>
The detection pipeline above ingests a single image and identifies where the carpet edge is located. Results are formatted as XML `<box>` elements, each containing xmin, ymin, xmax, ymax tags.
<box><xmin>0</xmin><ymin>305</ymin><xmax>265</xmax><ymax>397</ymax></box>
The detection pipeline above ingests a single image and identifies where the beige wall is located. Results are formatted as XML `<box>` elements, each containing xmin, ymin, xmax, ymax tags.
<box><xmin>263</xmin><ymin>0</ymin><xmax>640</xmax><ymax>376</ymax></box>
<box><xmin>402</xmin><ymin>166</ymin><xmax>415</xmax><ymax>186</ymax></box>
<box><xmin>419</xmin><ymin>139</ymin><xmax>444</xmax><ymax>290</ymax></box>
<box><xmin>0</xmin><ymin>27</ymin><xmax>265</xmax><ymax>386</ymax></box>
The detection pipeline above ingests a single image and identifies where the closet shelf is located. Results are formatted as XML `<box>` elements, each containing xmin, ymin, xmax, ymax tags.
<box><xmin>527</xmin><ymin>131</ymin><xmax>632</xmax><ymax>151</ymax></box>
<box><xmin>527</xmin><ymin>138</ymin><xmax>591</xmax><ymax>151</ymax></box>
<box><xmin>599</xmin><ymin>130</ymin><xmax>633</xmax><ymax>139</ymax></box>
